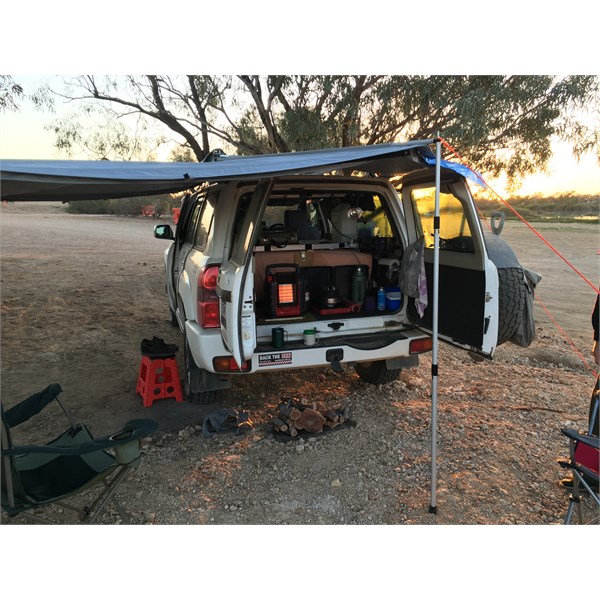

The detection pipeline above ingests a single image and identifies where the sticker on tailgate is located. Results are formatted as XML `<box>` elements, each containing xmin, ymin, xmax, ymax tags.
<box><xmin>258</xmin><ymin>352</ymin><xmax>292</xmax><ymax>367</ymax></box>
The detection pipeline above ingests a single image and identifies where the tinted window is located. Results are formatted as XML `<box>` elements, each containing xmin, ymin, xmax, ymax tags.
<box><xmin>185</xmin><ymin>201</ymin><xmax>203</xmax><ymax>245</ymax></box>
<box><xmin>195</xmin><ymin>192</ymin><xmax>217</xmax><ymax>249</ymax></box>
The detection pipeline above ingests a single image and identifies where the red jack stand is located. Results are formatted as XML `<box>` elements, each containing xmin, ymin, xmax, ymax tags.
<box><xmin>135</xmin><ymin>337</ymin><xmax>184</xmax><ymax>407</ymax></box>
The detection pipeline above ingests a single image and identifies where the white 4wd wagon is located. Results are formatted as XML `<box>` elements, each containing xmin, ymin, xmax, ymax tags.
<box><xmin>153</xmin><ymin>143</ymin><xmax>530</xmax><ymax>404</ymax></box>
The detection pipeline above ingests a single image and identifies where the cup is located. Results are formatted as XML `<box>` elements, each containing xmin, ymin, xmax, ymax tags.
<box><xmin>303</xmin><ymin>329</ymin><xmax>317</xmax><ymax>346</ymax></box>
<box><xmin>272</xmin><ymin>327</ymin><xmax>288</xmax><ymax>348</ymax></box>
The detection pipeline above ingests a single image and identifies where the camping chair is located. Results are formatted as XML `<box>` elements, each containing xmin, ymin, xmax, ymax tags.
<box><xmin>1</xmin><ymin>383</ymin><xmax>158</xmax><ymax>524</ymax></box>
<box><xmin>558</xmin><ymin>427</ymin><xmax>599</xmax><ymax>525</ymax></box>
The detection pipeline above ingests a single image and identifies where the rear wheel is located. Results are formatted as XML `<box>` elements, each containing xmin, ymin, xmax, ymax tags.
<box><xmin>354</xmin><ymin>360</ymin><xmax>401</xmax><ymax>385</ymax></box>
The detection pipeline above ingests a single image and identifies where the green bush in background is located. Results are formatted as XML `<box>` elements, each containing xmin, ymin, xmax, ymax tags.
<box><xmin>474</xmin><ymin>193</ymin><xmax>599</xmax><ymax>223</ymax></box>
<box><xmin>66</xmin><ymin>194</ymin><xmax>181</xmax><ymax>217</ymax></box>
<box><xmin>64</xmin><ymin>191</ymin><xmax>598</xmax><ymax>224</ymax></box>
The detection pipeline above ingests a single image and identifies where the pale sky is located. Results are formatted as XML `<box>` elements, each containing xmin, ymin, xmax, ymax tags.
<box><xmin>1</xmin><ymin>75</ymin><xmax>598</xmax><ymax>198</ymax></box>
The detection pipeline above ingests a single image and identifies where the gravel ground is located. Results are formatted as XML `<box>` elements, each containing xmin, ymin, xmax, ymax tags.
<box><xmin>1</xmin><ymin>204</ymin><xmax>598</xmax><ymax>596</ymax></box>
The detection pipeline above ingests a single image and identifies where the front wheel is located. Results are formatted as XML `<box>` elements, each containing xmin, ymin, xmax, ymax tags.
<box><xmin>354</xmin><ymin>361</ymin><xmax>401</xmax><ymax>385</ymax></box>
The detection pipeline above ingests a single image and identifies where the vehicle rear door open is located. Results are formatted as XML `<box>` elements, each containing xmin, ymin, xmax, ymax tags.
<box><xmin>399</xmin><ymin>173</ymin><xmax>499</xmax><ymax>357</ymax></box>
<box><xmin>217</xmin><ymin>179</ymin><xmax>273</xmax><ymax>368</ymax></box>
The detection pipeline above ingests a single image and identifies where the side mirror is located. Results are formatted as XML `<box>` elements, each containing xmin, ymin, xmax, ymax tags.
<box><xmin>154</xmin><ymin>224</ymin><xmax>174</xmax><ymax>240</ymax></box>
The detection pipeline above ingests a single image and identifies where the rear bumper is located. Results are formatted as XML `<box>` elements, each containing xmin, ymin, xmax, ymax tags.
<box><xmin>185</xmin><ymin>320</ymin><xmax>429</xmax><ymax>374</ymax></box>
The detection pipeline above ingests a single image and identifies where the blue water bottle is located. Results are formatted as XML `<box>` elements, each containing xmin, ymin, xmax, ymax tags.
<box><xmin>377</xmin><ymin>286</ymin><xmax>386</xmax><ymax>311</ymax></box>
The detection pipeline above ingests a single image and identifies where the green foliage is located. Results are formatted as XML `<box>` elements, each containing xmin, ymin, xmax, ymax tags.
<box><xmin>0</xmin><ymin>76</ymin><xmax>24</xmax><ymax>112</ymax></box>
<box><xmin>54</xmin><ymin>75</ymin><xmax>600</xmax><ymax>189</ymax></box>
<box><xmin>46</xmin><ymin>106</ymin><xmax>166</xmax><ymax>160</ymax></box>
<box><xmin>474</xmin><ymin>192</ymin><xmax>599</xmax><ymax>223</ymax></box>
<box><xmin>66</xmin><ymin>195</ymin><xmax>180</xmax><ymax>216</ymax></box>
<box><xmin>169</xmin><ymin>146</ymin><xmax>195</xmax><ymax>162</ymax></box>
<box><xmin>1</xmin><ymin>76</ymin><xmax>53</xmax><ymax>113</ymax></box>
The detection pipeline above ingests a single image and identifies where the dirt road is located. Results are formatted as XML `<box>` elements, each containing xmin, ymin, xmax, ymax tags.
<box><xmin>1</xmin><ymin>203</ymin><xmax>598</xmax><ymax>530</ymax></box>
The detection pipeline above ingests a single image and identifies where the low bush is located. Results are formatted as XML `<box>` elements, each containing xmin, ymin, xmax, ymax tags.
<box><xmin>66</xmin><ymin>194</ymin><xmax>181</xmax><ymax>217</ymax></box>
<box><xmin>475</xmin><ymin>193</ymin><xmax>599</xmax><ymax>223</ymax></box>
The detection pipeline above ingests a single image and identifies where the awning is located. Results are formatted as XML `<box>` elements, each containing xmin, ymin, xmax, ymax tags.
<box><xmin>0</xmin><ymin>140</ymin><xmax>441</xmax><ymax>202</ymax></box>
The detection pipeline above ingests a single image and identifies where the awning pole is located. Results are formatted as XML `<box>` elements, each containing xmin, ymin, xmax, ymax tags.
<box><xmin>429</xmin><ymin>136</ymin><xmax>442</xmax><ymax>514</ymax></box>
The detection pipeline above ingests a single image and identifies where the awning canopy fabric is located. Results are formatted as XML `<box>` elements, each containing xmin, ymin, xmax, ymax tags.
<box><xmin>0</xmin><ymin>140</ymin><xmax>464</xmax><ymax>202</ymax></box>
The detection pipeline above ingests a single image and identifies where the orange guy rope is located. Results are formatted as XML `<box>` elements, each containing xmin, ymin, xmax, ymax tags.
<box><xmin>438</xmin><ymin>136</ymin><xmax>599</xmax><ymax>295</ymax></box>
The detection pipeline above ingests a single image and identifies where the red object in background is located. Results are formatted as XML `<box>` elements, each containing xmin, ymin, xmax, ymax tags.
<box><xmin>141</xmin><ymin>205</ymin><xmax>157</xmax><ymax>217</ymax></box>
<box><xmin>574</xmin><ymin>441</ymin><xmax>599</xmax><ymax>476</ymax></box>
<box><xmin>172</xmin><ymin>207</ymin><xmax>180</xmax><ymax>224</ymax></box>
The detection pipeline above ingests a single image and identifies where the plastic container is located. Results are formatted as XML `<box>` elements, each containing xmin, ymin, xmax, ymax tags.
<box><xmin>331</xmin><ymin>203</ymin><xmax>357</xmax><ymax>242</ymax></box>
<box><xmin>386</xmin><ymin>288</ymin><xmax>402</xmax><ymax>311</ymax></box>
<box><xmin>303</xmin><ymin>329</ymin><xmax>317</xmax><ymax>346</ymax></box>
<box><xmin>364</xmin><ymin>295</ymin><xmax>376</xmax><ymax>311</ymax></box>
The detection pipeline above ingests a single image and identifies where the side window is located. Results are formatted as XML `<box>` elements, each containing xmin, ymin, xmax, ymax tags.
<box><xmin>176</xmin><ymin>193</ymin><xmax>195</xmax><ymax>248</ymax></box>
<box><xmin>184</xmin><ymin>200</ymin><xmax>203</xmax><ymax>245</ymax></box>
<box><xmin>410</xmin><ymin>187</ymin><xmax>475</xmax><ymax>253</ymax></box>
<box><xmin>195</xmin><ymin>191</ymin><xmax>217</xmax><ymax>249</ymax></box>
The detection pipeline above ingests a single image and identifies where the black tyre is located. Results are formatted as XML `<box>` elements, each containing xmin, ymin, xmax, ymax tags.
<box><xmin>497</xmin><ymin>266</ymin><xmax>526</xmax><ymax>345</ymax></box>
<box><xmin>354</xmin><ymin>361</ymin><xmax>401</xmax><ymax>385</ymax></box>
<box><xmin>186</xmin><ymin>386</ymin><xmax>217</xmax><ymax>405</ymax></box>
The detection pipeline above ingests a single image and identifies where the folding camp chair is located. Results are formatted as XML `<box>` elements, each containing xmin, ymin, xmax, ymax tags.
<box><xmin>1</xmin><ymin>383</ymin><xmax>158</xmax><ymax>524</ymax></box>
<box><xmin>558</xmin><ymin>428</ymin><xmax>599</xmax><ymax>525</ymax></box>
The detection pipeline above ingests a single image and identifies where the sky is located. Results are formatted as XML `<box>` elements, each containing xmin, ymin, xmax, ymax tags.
<box><xmin>1</xmin><ymin>2</ymin><xmax>598</xmax><ymax>199</ymax></box>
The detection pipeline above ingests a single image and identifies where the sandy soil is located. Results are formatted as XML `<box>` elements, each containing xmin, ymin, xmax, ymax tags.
<box><xmin>2</xmin><ymin>201</ymin><xmax>598</xmax><ymax>593</ymax></box>
<box><xmin>0</xmin><ymin>203</ymin><xmax>597</xmax><ymax>517</ymax></box>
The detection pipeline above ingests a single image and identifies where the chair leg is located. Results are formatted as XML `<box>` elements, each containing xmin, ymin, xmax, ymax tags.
<box><xmin>84</xmin><ymin>466</ymin><xmax>131</xmax><ymax>524</ymax></box>
<box><xmin>564</xmin><ymin>471</ymin><xmax>600</xmax><ymax>525</ymax></box>
<box><xmin>564</xmin><ymin>497</ymin><xmax>577</xmax><ymax>525</ymax></box>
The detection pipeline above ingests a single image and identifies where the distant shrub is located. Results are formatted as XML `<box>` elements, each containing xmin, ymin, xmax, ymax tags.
<box><xmin>474</xmin><ymin>193</ymin><xmax>599</xmax><ymax>223</ymax></box>
<box><xmin>67</xmin><ymin>194</ymin><xmax>182</xmax><ymax>217</ymax></box>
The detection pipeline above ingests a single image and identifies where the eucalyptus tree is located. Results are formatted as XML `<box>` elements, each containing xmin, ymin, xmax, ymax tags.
<box><xmin>51</xmin><ymin>75</ymin><xmax>599</xmax><ymax>186</ymax></box>
<box><xmin>1</xmin><ymin>75</ymin><xmax>53</xmax><ymax>113</ymax></box>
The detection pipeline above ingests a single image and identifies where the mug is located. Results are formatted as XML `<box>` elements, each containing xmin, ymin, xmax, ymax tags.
<box><xmin>303</xmin><ymin>329</ymin><xmax>317</xmax><ymax>346</ymax></box>
<box><xmin>272</xmin><ymin>327</ymin><xmax>288</xmax><ymax>348</ymax></box>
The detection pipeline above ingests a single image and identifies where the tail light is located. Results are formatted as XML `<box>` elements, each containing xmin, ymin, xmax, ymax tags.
<box><xmin>213</xmin><ymin>356</ymin><xmax>250</xmax><ymax>372</ymax></box>
<box><xmin>198</xmin><ymin>265</ymin><xmax>220</xmax><ymax>328</ymax></box>
<box><xmin>409</xmin><ymin>337</ymin><xmax>433</xmax><ymax>354</ymax></box>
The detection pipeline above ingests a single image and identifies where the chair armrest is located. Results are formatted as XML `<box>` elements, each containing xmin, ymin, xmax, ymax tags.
<box><xmin>561</xmin><ymin>428</ymin><xmax>599</xmax><ymax>449</ymax></box>
<box><xmin>2</xmin><ymin>419</ymin><xmax>158</xmax><ymax>457</ymax></box>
